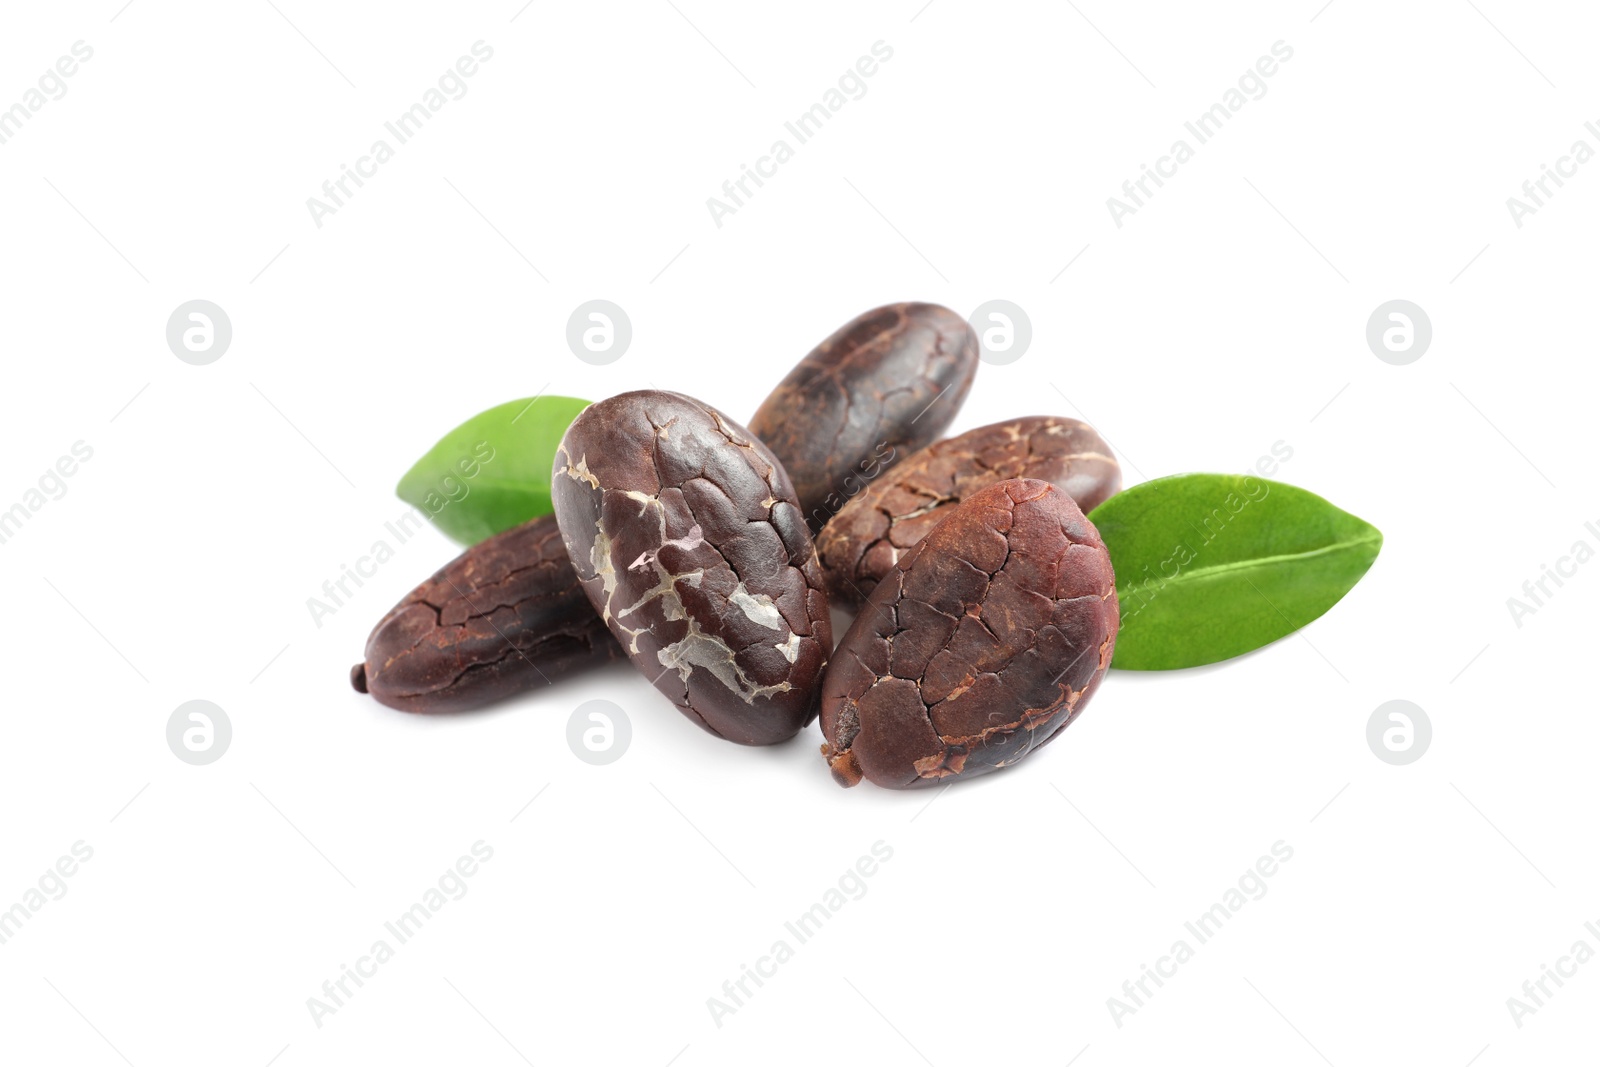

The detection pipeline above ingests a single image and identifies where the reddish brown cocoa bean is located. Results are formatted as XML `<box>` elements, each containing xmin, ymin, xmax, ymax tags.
<box><xmin>351</xmin><ymin>516</ymin><xmax>622</xmax><ymax>714</ymax></box>
<box><xmin>748</xmin><ymin>302</ymin><xmax>979</xmax><ymax>532</ymax></box>
<box><xmin>815</xmin><ymin>416</ymin><xmax>1121</xmax><ymax>606</ymax></box>
<box><xmin>820</xmin><ymin>478</ymin><xmax>1118</xmax><ymax>789</ymax></box>
<box><xmin>551</xmin><ymin>390</ymin><xmax>832</xmax><ymax>745</ymax></box>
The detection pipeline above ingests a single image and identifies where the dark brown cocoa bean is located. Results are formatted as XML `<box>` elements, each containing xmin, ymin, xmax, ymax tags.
<box><xmin>748</xmin><ymin>302</ymin><xmax>979</xmax><ymax>532</ymax></box>
<box><xmin>351</xmin><ymin>516</ymin><xmax>622</xmax><ymax>714</ymax></box>
<box><xmin>820</xmin><ymin>478</ymin><xmax>1118</xmax><ymax>789</ymax></box>
<box><xmin>815</xmin><ymin>416</ymin><xmax>1121</xmax><ymax>607</ymax></box>
<box><xmin>551</xmin><ymin>390</ymin><xmax>832</xmax><ymax>745</ymax></box>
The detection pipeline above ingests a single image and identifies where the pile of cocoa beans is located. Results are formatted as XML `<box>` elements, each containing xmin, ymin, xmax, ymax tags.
<box><xmin>352</xmin><ymin>303</ymin><xmax>1123</xmax><ymax>789</ymax></box>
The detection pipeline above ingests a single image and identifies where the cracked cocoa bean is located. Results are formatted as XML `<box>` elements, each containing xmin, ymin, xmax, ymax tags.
<box><xmin>820</xmin><ymin>478</ymin><xmax>1118</xmax><ymax>789</ymax></box>
<box><xmin>551</xmin><ymin>390</ymin><xmax>832</xmax><ymax>745</ymax></box>
<box><xmin>748</xmin><ymin>302</ymin><xmax>979</xmax><ymax>532</ymax></box>
<box><xmin>351</xmin><ymin>515</ymin><xmax>622</xmax><ymax>714</ymax></box>
<box><xmin>815</xmin><ymin>416</ymin><xmax>1121</xmax><ymax>607</ymax></box>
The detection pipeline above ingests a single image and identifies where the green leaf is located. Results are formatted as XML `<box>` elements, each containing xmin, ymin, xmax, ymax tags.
<box><xmin>1087</xmin><ymin>474</ymin><xmax>1382</xmax><ymax>670</ymax></box>
<box><xmin>396</xmin><ymin>396</ymin><xmax>591</xmax><ymax>545</ymax></box>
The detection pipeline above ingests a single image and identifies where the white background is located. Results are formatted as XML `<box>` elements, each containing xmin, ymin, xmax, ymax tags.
<box><xmin>1</xmin><ymin>1</ymin><xmax>1595</xmax><ymax>1064</ymax></box>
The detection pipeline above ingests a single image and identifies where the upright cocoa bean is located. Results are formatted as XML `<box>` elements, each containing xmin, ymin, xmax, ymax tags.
<box><xmin>552</xmin><ymin>390</ymin><xmax>832</xmax><ymax>745</ymax></box>
<box><xmin>749</xmin><ymin>302</ymin><xmax>979</xmax><ymax>531</ymax></box>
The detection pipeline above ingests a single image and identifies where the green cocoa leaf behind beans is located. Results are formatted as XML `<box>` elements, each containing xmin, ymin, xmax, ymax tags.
<box><xmin>1087</xmin><ymin>474</ymin><xmax>1382</xmax><ymax>670</ymax></box>
<box><xmin>397</xmin><ymin>396</ymin><xmax>591</xmax><ymax>546</ymax></box>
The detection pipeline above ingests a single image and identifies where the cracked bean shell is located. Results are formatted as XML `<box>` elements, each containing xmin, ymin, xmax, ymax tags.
<box><xmin>748</xmin><ymin>302</ymin><xmax>979</xmax><ymax>531</ymax></box>
<box><xmin>816</xmin><ymin>416</ymin><xmax>1121</xmax><ymax>607</ymax></box>
<box><xmin>351</xmin><ymin>515</ymin><xmax>622</xmax><ymax>714</ymax></box>
<box><xmin>551</xmin><ymin>390</ymin><xmax>833</xmax><ymax>745</ymax></box>
<box><xmin>820</xmin><ymin>478</ymin><xmax>1118</xmax><ymax>788</ymax></box>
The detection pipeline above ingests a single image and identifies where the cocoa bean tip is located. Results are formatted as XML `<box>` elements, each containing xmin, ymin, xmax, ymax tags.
<box><xmin>350</xmin><ymin>663</ymin><xmax>368</xmax><ymax>694</ymax></box>
<box><xmin>824</xmin><ymin>745</ymin><xmax>862</xmax><ymax>788</ymax></box>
